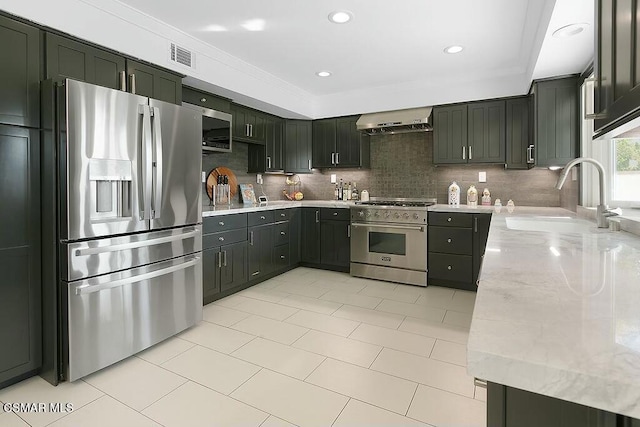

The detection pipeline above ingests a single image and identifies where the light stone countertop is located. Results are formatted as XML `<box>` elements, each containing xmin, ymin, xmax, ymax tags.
<box><xmin>466</xmin><ymin>206</ymin><xmax>640</xmax><ymax>419</ymax></box>
<box><xmin>201</xmin><ymin>200</ymin><xmax>355</xmax><ymax>217</ymax></box>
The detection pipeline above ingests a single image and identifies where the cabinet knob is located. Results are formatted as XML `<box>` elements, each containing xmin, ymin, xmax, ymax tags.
<box><xmin>280</xmin><ymin>213</ymin><xmax>286</xmax><ymax>217</ymax></box>
<box><xmin>447</xmin><ymin>238</ymin><xmax>452</xmax><ymax>243</ymax></box>
<box><xmin>200</xmin><ymin>97</ymin><xmax>207</xmax><ymax>102</ymax></box>
<box><xmin>447</xmin><ymin>265</ymin><xmax>452</xmax><ymax>270</ymax></box>
<box><xmin>280</xmin><ymin>231</ymin><xmax>286</xmax><ymax>235</ymax></box>
<box><xmin>260</xmin><ymin>215</ymin><xmax>266</xmax><ymax>220</ymax></box>
<box><xmin>280</xmin><ymin>255</ymin><xmax>285</xmax><ymax>259</ymax></box>
<box><xmin>219</xmin><ymin>221</ymin><xmax>225</xmax><ymax>226</ymax></box>
<box><xmin>447</xmin><ymin>217</ymin><xmax>452</xmax><ymax>222</ymax></box>
<box><xmin>333</xmin><ymin>212</ymin><xmax>338</xmax><ymax>216</ymax></box>
<box><xmin>219</xmin><ymin>237</ymin><xmax>225</xmax><ymax>241</ymax></box>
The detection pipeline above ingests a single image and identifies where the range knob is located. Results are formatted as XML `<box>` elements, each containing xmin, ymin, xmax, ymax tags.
<box><xmin>366</xmin><ymin>211</ymin><xmax>372</xmax><ymax>218</ymax></box>
<box><xmin>384</xmin><ymin>212</ymin><xmax>390</xmax><ymax>218</ymax></box>
<box><xmin>374</xmin><ymin>211</ymin><xmax>380</xmax><ymax>218</ymax></box>
<box><xmin>403</xmin><ymin>213</ymin><xmax>410</xmax><ymax>219</ymax></box>
<box><xmin>394</xmin><ymin>212</ymin><xmax>400</xmax><ymax>219</ymax></box>
<box><xmin>413</xmin><ymin>213</ymin><xmax>419</xmax><ymax>220</ymax></box>
<box><xmin>358</xmin><ymin>211</ymin><xmax>365</xmax><ymax>218</ymax></box>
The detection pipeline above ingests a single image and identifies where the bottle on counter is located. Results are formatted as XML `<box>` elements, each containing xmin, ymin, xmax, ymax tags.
<box><xmin>467</xmin><ymin>184</ymin><xmax>478</xmax><ymax>207</ymax></box>
<box><xmin>360</xmin><ymin>189</ymin><xmax>370</xmax><ymax>202</ymax></box>
<box><xmin>346</xmin><ymin>182</ymin><xmax>352</xmax><ymax>200</ymax></box>
<box><xmin>334</xmin><ymin>184</ymin><xmax>339</xmax><ymax>200</ymax></box>
<box><xmin>338</xmin><ymin>179</ymin><xmax>343</xmax><ymax>200</ymax></box>
<box><xmin>351</xmin><ymin>182</ymin><xmax>359</xmax><ymax>201</ymax></box>
<box><xmin>481</xmin><ymin>188</ymin><xmax>491</xmax><ymax>206</ymax></box>
<box><xmin>448</xmin><ymin>181</ymin><xmax>460</xmax><ymax>207</ymax></box>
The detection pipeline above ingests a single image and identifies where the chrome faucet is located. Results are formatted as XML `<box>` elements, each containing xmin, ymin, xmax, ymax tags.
<box><xmin>555</xmin><ymin>157</ymin><xmax>618</xmax><ymax>228</ymax></box>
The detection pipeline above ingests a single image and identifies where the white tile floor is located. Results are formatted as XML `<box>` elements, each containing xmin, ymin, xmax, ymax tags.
<box><xmin>0</xmin><ymin>268</ymin><xmax>486</xmax><ymax>427</ymax></box>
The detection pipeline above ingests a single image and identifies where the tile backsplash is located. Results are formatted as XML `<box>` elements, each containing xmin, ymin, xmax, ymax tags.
<box><xmin>201</xmin><ymin>133</ymin><xmax>579</xmax><ymax>210</ymax></box>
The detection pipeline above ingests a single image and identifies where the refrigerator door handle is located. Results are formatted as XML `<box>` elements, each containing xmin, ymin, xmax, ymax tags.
<box><xmin>139</xmin><ymin>105</ymin><xmax>153</xmax><ymax>221</ymax></box>
<box><xmin>151</xmin><ymin>106</ymin><xmax>163</xmax><ymax>219</ymax></box>
<box><xmin>74</xmin><ymin>256</ymin><xmax>200</xmax><ymax>295</ymax></box>
<box><xmin>74</xmin><ymin>227</ymin><xmax>199</xmax><ymax>256</ymax></box>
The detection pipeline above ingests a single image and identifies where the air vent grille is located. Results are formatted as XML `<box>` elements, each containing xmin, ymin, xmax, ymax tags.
<box><xmin>169</xmin><ymin>43</ymin><xmax>194</xmax><ymax>68</ymax></box>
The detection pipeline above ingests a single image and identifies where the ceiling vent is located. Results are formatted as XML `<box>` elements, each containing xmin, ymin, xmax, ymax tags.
<box><xmin>169</xmin><ymin>42</ymin><xmax>194</xmax><ymax>68</ymax></box>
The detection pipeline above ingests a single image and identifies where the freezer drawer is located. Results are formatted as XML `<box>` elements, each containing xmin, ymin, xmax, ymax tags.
<box><xmin>62</xmin><ymin>225</ymin><xmax>202</xmax><ymax>281</ymax></box>
<box><xmin>65</xmin><ymin>254</ymin><xmax>202</xmax><ymax>381</ymax></box>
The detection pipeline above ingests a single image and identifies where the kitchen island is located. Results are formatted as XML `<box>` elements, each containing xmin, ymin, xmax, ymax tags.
<box><xmin>467</xmin><ymin>206</ymin><xmax>640</xmax><ymax>424</ymax></box>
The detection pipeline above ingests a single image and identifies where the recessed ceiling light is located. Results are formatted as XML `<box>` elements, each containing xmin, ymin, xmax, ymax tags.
<box><xmin>444</xmin><ymin>45</ymin><xmax>464</xmax><ymax>54</ymax></box>
<box><xmin>328</xmin><ymin>11</ymin><xmax>353</xmax><ymax>24</ymax></box>
<box><xmin>552</xmin><ymin>23</ymin><xmax>589</xmax><ymax>38</ymax></box>
<box><xmin>316</xmin><ymin>71</ymin><xmax>332</xmax><ymax>77</ymax></box>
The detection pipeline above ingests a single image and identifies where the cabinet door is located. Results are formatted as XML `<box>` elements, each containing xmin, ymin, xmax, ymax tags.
<box><xmin>252</xmin><ymin>112</ymin><xmax>266</xmax><ymax>143</ymax></box>
<box><xmin>467</xmin><ymin>100</ymin><xmax>505</xmax><ymax>164</ymax></box>
<box><xmin>202</xmin><ymin>247</ymin><xmax>221</xmax><ymax>302</ymax></box>
<box><xmin>433</xmin><ymin>105</ymin><xmax>468</xmax><ymax>164</ymax></box>
<box><xmin>0</xmin><ymin>16</ymin><xmax>40</xmax><ymax>128</ymax></box>
<box><xmin>312</xmin><ymin>119</ymin><xmax>337</xmax><ymax>168</ymax></box>
<box><xmin>289</xmin><ymin>208</ymin><xmax>301</xmax><ymax>265</ymax></box>
<box><xmin>126</xmin><ymin>60</ymin><xmax>182</xmax><ymax>104</ymax></box>
<box><xmin>248</xmin><ymin>225</ymin><xmax>273</xmax><ymax>280</ymax></box>
<box><xmin>472</xmin><ymin>213</ymin><xmax>492</xmax><ymax>286</ymax></box>
<box><xmin>300</xmin><ymin>208</ymin><xmax>321</xmax><ymax>263</ymax></box>
<box><xmin>265</xmin><ymin>116</ymin><xmax>284</xmax><ymax>171</ymax></box>
<box><xmin>535</xmin><ymin>77</ymin><xmax>579</xmax><ymax>167</ymax></box>
<box><xmin>284</xmin><ymin>120</ymin><xmax>313</xmax><ymax>174</ymax></box>
<box><xmin>0</xmin><ymin>126</ymin><xmax>41</xmax><ymax>383</ymax></box>
<box><xmin>45</xmin><ymin>33</ymin><xmax>126</xmax><ymax>91</ymax></box>
<box><xmin>232</xmin><ymin>104</ymin><xmax>249</xmax><ymax>140</ymax></box>
<box><xmin>335</xmin><ymin>115</ymin><xmax>370</xmax><ymax>168</ymax></box>
<box><xmin>220</xmin><ymin>241</ymin><xmax>248</xmax><ymax>292</ymax></box>
<box><xmin>320</xmin><ymin>220</ymin><xmax>350</xmax><ymax>268</ymax></box>
<box><xmin>505</xmin><ymin>97</ymin><xmax>533</xmax><ymax>169</ymax></box>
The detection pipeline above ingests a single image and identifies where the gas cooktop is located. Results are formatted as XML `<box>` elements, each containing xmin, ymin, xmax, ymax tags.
<box><xmin>356</xmin><ymin>197</ymin><xmax>437</xmax><ymax>208</ymax></box>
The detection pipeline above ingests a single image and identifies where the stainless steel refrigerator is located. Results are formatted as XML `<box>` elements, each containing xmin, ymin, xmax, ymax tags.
<box><xmin>41</xmin><ymin>79</ymin><xmax>203</xmax><ymax>383</ymax></box>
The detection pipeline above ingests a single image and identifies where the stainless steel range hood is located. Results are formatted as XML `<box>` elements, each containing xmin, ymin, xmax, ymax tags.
<box><xmin>356</xmin><ymin>107</ymin><xmax>433</xmax><ymax>135</ymax></box>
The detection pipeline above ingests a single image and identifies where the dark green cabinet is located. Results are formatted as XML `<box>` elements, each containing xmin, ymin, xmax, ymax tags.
<box><xmin>312</xmin><ymin>116</ymin><xmax>369</xmax><ymax>168</ymax></box>
<box><xmin>532</xmin><ymin>76</ymin><xmax>580</xmax><ymax>167</ymax></box>
<box><xmin>467</xmin><ymin>100</ymin><xmax>505</xmax><ymax>163</ymax></box>
<box><xmin>45</xmin><ymin>33</ymin><xmax>125</xmax><ymax>91</ymax></box>
<box><xmin>248</xmin><ymin>224</ymin><xmax>274</xmax><ymax>280</ymax></box>
<box><xmin>232</xmin><ymin>104</ymin><xmax>265</xmax><ymax>143</ymax></box>
<box><xmin>182</xmin><ymin>86</ymin><xmax>231</xmax><ymax>113</ymax></box>
<box><xmin>594</xmin><ymin>0</ymin><xmax>640</xmax><ymax>135</ymax></box>
<box><xmin>202</xmin><ymin>247</ymin><xmax>221</xmax><ymax>300</ymax></box>
<box><xmin>433</xmin><ymin>104</ymin><xmax>468</xmax><ymax>164</ymax></box>
<box><xmin>0</xmin><ymin>126</ymin><xmax>41</xmax><ymax>386</ymax></box>
<box><xmin>0</xmin><ymin>16</ymin><xmax>40</xmax><ymax>128</ymax></box>
<box><xmin>250</xmin><ymin>115</ymin><xmax>284</xmax><ymax>173</ymax></box>
<box><xmin>301</xmin><ymin>208</ymin><xmax>321</xmax><ymax>263</ymax></box>
<box><xmin>427</xmin><ymin>212</ymin><xmax>490</xmax><ymax>291</ymax></box>
<box><xmin>289</xmin><ymin>208</ymin><xmax>301</xmax><ymax>265</ymax></box>
<box><xmin>320</xmin><ymin>220</ymin><xmax>350</xmax><ymax>269</ymax></box>
<box><xmin>284</xmin><ymin>120</ymin><xmax>313</xmax><ymax>174</ymax></box>
<box><xmin>505</xmin><ymin>96</ymin><xmax>533</xmax><ymax>169</ymax></box>
<box><xmin>126</xmin><ymin>59</ymin><xmax>182</xmax><ymax>104</ymax></box>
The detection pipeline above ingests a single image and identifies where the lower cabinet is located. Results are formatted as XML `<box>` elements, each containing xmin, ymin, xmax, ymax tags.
<box><xmin>301</xmin><ymin>207</ymin><xmax>350</xmax><ymax>272</ymax></box>
<box><xmin>427</xmin><ymin>212</ymin><xmax>491</xmax><ymax>291</ymax></box>
<box><xmin>301</xmin><ymin>208</ymin><xmax>321</xmax><ymax>263</ymax></box>
<box><xmin>248</xmin><ymin>224</ymin><xmax>274</xmax><ymax>281</ymax></box>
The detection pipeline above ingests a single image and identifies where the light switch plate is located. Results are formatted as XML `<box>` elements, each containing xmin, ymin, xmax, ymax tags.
<box><xmin>330</xmin><ymin>174</ymin><xmax>337</xmax><ymax>183</ymax></box>
<box><xmin>479</xmin><ymin>171</ymin><xmax>487</xmax><ymax>182</ymax></box>
<box><xmin>571</xmin><ymin>168</ymin><xmax>578</xmax><ymax>181</ymax></box>
<box><xmin>256</xmin><ymin>174</ymin><xmax>263</xmax><ymax>184</ymax></box>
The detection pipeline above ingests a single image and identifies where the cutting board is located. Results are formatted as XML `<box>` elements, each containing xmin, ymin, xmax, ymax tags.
<box><xmin>206</xmin><ymin>167</ymin><xmax>238</xmax><ymax>201</ymax></box>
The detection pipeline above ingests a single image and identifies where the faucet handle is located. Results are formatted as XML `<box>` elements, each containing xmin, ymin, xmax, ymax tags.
<box><xmin>603</xmin><ymin>207</ymin><xmax>623</xmax><ymax>217</ymax></box>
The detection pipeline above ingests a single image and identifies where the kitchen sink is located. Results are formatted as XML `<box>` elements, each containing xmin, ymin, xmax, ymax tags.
<box><xmin>505</xmin><ymin>216</ymin><xmax>596</xmax><ymax>234</ymax></box>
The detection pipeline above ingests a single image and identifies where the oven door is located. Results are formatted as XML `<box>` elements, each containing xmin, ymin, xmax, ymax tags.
<box><xmin>350</xmin><ymin>222</ymin><xmax>427</xmax><ymax>271</ymax></box>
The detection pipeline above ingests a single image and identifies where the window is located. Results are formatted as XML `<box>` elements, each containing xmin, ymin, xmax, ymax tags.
<box><xmin>611</xmin><ymin>138</ymin><xmax>640</xmax><ymax>204</ymax></box>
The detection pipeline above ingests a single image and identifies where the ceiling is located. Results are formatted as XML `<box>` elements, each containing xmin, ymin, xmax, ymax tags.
<box><xmin>0</xmin><ymin>0</ymin><xmax>594</xmax><ymax>117</ymax></box>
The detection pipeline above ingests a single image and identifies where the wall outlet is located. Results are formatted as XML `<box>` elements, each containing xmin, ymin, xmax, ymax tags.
<box><xmin>256</xmin><ymin>174</ymin><xmax>263</xmax><ymax>184</ymax></box>
<box><xmin>201</xmin><ymin>171</ymin><xmax>206</xmax><ymax>183</ymax></box>
<box><xmin>330</xmin><ymin>174</ymin><xmax>337</xmax><ymax>183</ymax></box>
<box><xmin>571</xmin><ymin>168</ymin><xmax>578</xmax><ymax>181</ymax></box>
<box><xmin>479</xmin><ymin>171</ymin><xmax>487</xmax><ymax>182</ymax></box>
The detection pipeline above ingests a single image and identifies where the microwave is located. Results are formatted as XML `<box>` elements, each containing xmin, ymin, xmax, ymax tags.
<box><xmin>183</xmin><ymin>103</ymin><xmax>233</xmax><ymax>153</ymax></box>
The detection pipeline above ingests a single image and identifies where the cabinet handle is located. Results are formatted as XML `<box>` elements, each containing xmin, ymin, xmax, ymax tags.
<box><xmin>331</xmin><ymin>152</ymin><xmax>335</xmax><ymax>164</ymax></box>
<box><xmin>129</xmin><ymin>74</ymin><xmax>136</xmax><ymax>94</ymax></box>
<box><xmin>119</xmin><ymin>71</ymin><xmax>126</xmax><ymax>91</ymax></box>
<box><xmin>315</xmin><ymin>210</ymin><xmax>319</xmax><ymax>223</ymax></box>
<box><xmin>200</xmin><ymin>97</ymin><xmax>207</xmax><ymax>103</ymax></box>
<box><xmin>333</xmin><ymin>212</ymin><xmax>338</xmax><ymax>216</ymax></box>
<box><xmin>252</xmin><ymin>271</ymin><xmax>260</xmax><ymax>276</ymax></box>
<box><xmin>335</xmin><ymin>152</ymin><xmax>340</xmax><ymax>164</ymax></box>
<box><xmin>462</xmin><ymin>146</ymin><xmax>466</xmax><ymax>160</ymax></box>
<box><xmin>280</xmin><ymin>255</ymin><xmax>285</xmax><ymax>260</ymax></box>
<box><xmin>447</xmin><ymin>238</ymin><xmax>452</xmax><ymax>243</ymax></box>
<box><xmin>219</xmin><ymin>236</ymin><xmax>225</xmax><ymax>241</ymax></box>
<box><xmin>223</xmin><ymin>250</ymin><xmax>227</xmax><ymax>267</ymax></box>
<box><xmin>447</xmin><ymin>265</ymin><xmax>452</xmax><ymax>270</ymax></box>
<box><xmin>250</xmin><ymin>124</ymin><xmax>253</xmax><ymax>137</ymax></box>
<box><xmin>447</xmin><ymin>217</ymin><xmax>452</xmax><ymax>222</ymax></box>
<box><xmin>250</xmin><ymin>231</ymin><xmax>254</xmax><ymax>246</ymax></box>
<box><xmin>475</xmin><ymin>217</ymin><xmax>478</xmax><ymax>233</ymax></box>
<box><xmin>280</xmin><ymin>213</ymin><xmax>286</xmax><ymax>217</ymax></box>
<box><xmin>280</xmin><ymin>231</ymin><xmax>286</xmax><ymax>235</ymax></box>
<box><xmin>347</xmin><ymin>225</ymin><xmax>351</xmax><ymax>238</ymax></box>
<box><xmin>527</xmin><ymin>145</ymin><xmax>534</xmax><ymax>163</ymax></box>
<box><xmin>468</xmin><ymin>146</ymin><xmax>472</xmax><ymax>160</ymax></box>
<box><xmin>260</xmin><ymin>215</ymin><xmax>266</xmax><ymax>220</ymax></box>
<box><xmin>219</xmin><ymin>221</ymin><xmax>225</xmax><ymax>226</ymax></box>
<box><xmin>308</xmin><ymin>159</ymin><xmax>312</xmax><ymax>170</ymax></box>
<box><xmin>217</xmin><ymin>251</ymin><xmax>222</xmax><ymax>268</ymax></box>
<box><xmin>267</xmin><ymin>156</ymin><xmax>271</xmax><ymax>169</ymax></box>
<box><xmin>246</xmin><ymin>124</ymin><xmax>250</xmax><ymax>137</ymax></box>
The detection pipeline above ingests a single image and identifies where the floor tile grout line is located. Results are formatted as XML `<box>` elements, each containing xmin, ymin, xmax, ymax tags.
<box><xmin>367</xmin><ymin>346</ymin><xmax>385</xmax><ymax>369</ymax></box>
<box><xmin>301</xmin><ymin>356</ymin><xmax>329</xmax><ymax>382</ymax></box>
<box><xmin>229</xmin><ymin>335</ymin><xmax>260</xmax><ymax>356</ymax></box>
<box><xmin>227</xmin><ymin>367</ymin><xmax>265</xmax><ymax>397</ymax></box>
<box><xmin>138</xmin><ymin>339</ymin><xmax>197</xmax><ymax>367</ymax></box>
<box><xmin>404</xmin><ymin>382</ymin><xmax>420</xmax><ymax>417</ymax></box>
<box><xmin>329</xmin><ymin>397</ymin><xmax>351</xmax><ymax>427</ymax></box>
<box><xmin>36</xmin><ymin>387</ymin><xmax>106</xmax><ymax>427</ymax></box>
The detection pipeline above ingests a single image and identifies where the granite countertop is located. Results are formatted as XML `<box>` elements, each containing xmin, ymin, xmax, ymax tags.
<box><xmin>201</xmin><ymin>200</ymin><xmax>356</xmax><ymax>217</ymax></box>
<box><xmin>466</xmin><ymin>206</ymin><xmax>640</xmax><ymax>419</ymax></box>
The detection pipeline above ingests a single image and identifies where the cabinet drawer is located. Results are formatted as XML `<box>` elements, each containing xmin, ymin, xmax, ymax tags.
<box><xmin>321</xmin><ymin>208</ymin><xmax>350</xmax><ymax>221</ymax></box>
<box><xmin>274</xmin><ymin>209</ymin><xmax>293</xmax><ymax>221</ymax></box>
<box><xmin>273</xmin><ymin>222</ymin><xmax>289</xmax><ymax>246</ymax></box>
<box><xmin>203</xmin><ymin>228</ymin><xmax>247</xmax><ymax>250</ymax></box>
<box><xmin>204</xmin><ymin>214</ymin><xmax>247</xmax><ymax>234</ymax></box>
<box><xmin>428</xmin><ymin>253</ymin><xmax>472</xmax><ymax>283</ymax></box>
<box><xmin>429</xmin><ymin>227</ymin><xmax>473</xmax><ymax>255</ymax></box>
<box><xmin>182</xmin><ymin>87</ymin><xmax>231</xmax><ymax>113</ymax></box>
<box><xmin>429</xmin><ymin>212</ymin><xmax>473</xmax><ymax>228</ymax></box>
<box><xmin>273</xmin><ymin>244</ymin><xmax>290</xmax><ymax>270</ymax></box>
<box><xmin>248</xmin><ymin>210</ymin><xmax>275</xmax><ymax>226</ymax></box>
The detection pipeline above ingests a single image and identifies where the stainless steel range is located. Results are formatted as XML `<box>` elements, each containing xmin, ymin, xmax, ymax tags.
<box><xmin>350</xmin><ymin>197</ymin><xmax>436</xmax><ymax>286</ymax></box>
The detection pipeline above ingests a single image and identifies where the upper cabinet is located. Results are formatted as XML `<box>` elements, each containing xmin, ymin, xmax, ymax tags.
<box><xmin>284</xmin><ymin>120</ymin><xmax>313</xmax><ymax>174</ymax></box>
<box><xmin>247</xmin><ymin>114</ymin><xmax>284</xmax><ymax>173</ymax></box>
<box><xmin>505</xmin><ymin>96</ymin><xmax>533</xmax><ymax>169</ymax></box>
<box><xmin>45</xmin><ymin>33</ymin><xmax>182</xmax><ymax>105</ymax></box>
<box><xmin>182</xmin><ymin>86</ymin><xmax>231</xmax><ymax>113</ymax></box>
<box><xmin>532</xmin><ymin>76</ymin><xmax>579</xmax><ymax>167</ymax></box>
<box><xmin>433</xmin><ymin>101</ymin><xmax>506</xmax><ymax>165</ymax></box>
<box><xmin>0</xmin><ymin>15</ymin><xmax>40</xmax><ymax>128</ymax></box>
<box><xmin>594</xmin><ymin>0</ymin><xmax>640</xmax><ymax>135</ymax></box>
<box><xmin>311</xmin><ymin>115</ymin><xmax>370</xmax><ymax>169</ymax></box>
<box><xmin>232</xmin><ymin>104</ymin><xmax>266</xmax><ymax>144</ymax></box>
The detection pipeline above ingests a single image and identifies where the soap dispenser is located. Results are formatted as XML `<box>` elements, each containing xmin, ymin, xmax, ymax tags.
<box><xmin>467</xmin><ymin>184</ymin><xmax>478</xmax><ymax>207</ymax></box>
<box><xmin>448</xmin><ymin>181</ymin><xmax>460</xmax><ymax>207</ymax></box>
